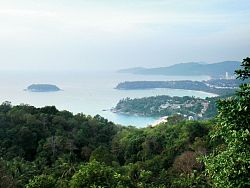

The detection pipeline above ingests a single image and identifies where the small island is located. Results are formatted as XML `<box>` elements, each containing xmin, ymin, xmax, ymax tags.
<box><xmin>26</xmin><ymin>84</ymin><xmax>61</xmax><ymax>92</ymax></box>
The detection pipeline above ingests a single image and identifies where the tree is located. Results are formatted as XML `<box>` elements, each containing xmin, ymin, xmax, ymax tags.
<box><xmin>172</xmin><ymin>151</ymin><xmax>201</xmax><ymax>175</ymax></box>
<box><xmin>235</xmin><ymin>57</ymin><xmax>250</xmax><ymax>80</ymax></box>
<box><xmin>25</xmin><ymin>174</ymin><xmax>56</xmax><ymax>188</ymax></box>
<box><xmin>203</xmin><ymin>58</ymin><xmax>250</xmax><ymax>187</ymax></box>
<box><xmin>0</xmin><ymin>160</ymin><xmax>15</xmax><ymax>188</ymax></box>
<box><xmin>90</xmin><ymin>146</ymin><xmax>117</xmax><ymax>165</ymax></box>
<box><xmin>0</xmin><ymin>101</ymin><xmax>12</xmax><ymax>113</ymax></box>
<box><xmin>70</xmin><ymin>160</ymin><xmax>120</xmax><ymax>188</ymax></box>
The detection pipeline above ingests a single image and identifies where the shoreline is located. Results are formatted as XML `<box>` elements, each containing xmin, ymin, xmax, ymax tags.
<box><xmin>151</xmin><ymin>116</ymin><xmax>168</xmax><ymax>127</ymax></box>
<box><xmin>115</xmin><ymin>79</ymin><xmax>238</xmax><ymax>97</ymax></box>
<box><xmin>116</xmin><ymin>87</ymin><xmax>219</xmax><ymax>98</ymax></box>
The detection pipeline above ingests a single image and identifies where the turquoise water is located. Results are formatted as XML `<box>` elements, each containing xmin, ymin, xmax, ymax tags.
<box><xmin>0</xmin><ymin>71</ymin><xmax>215</xmax><ymax>127</ymax></box>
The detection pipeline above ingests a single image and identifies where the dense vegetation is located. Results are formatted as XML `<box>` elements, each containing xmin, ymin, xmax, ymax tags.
<box><xmin>114</xmin><ymin>95</ymin><xmax>223</xmax><ymax>119</ymax></box>
<box><xmin>115</xmin><ymin>79</ymin><xmax>240</xmax><ymax>95</ymax></box>
<box><xmin>0</xmin><ymin>58</ymin><xmax>249</xmax><ymax>187</ymax></box>
<box><xmin>0</xmin><ymin>102</ymin><xmax>214</xmax><ymax>187</ymax></box>
<box><xmin>203</xmin><ymin>57</ymin><xmax>250</xmax><ymax>187</ymax></box>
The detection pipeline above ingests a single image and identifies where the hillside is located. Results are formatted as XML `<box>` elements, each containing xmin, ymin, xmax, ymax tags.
<box><xmin>113</xmin><ymin>95</ymin><xmax>221</xmax><ymax>119</ymax></box>
<box><xmin>115</xmin><ymin>79</ymin><xmax>241</xmax><ymax>96</ymax></box>
<box><xmin>118</xmin><ymin>61</ymin><xmax>241</xmax><ymax>77</ymax></box>
<box><xmin>0</xmin><ymin>102</ymin><xmax>216</xmax><ymax>187</ymax></box>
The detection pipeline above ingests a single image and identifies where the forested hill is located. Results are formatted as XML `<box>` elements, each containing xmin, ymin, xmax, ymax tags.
<box><xmin>118</xmin><ymin>61</ymin><xmax>240</xmax><ymax>77</ymax></box>
<box><xmin>0</xmin><ymin>102</ymin><xmax>214</xmax><ymax>187</ymax></box>
<box><xmin>115</xmin><ymin>79</ymin><xmax>242</xmax><ymax>96</ymax></box>
<box><xmin>113</xmin><ymin>95</ymin><xmax>221</xmax><ymax>119</ymax></box>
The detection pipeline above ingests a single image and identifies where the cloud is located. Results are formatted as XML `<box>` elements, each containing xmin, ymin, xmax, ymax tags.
<box><xmin>1</xmin><ymin>0</ymin><xmax>249</xmax><ymax>37</ymax></box>
<box><xmin>0</xmin><ymin>0</ymin><xmax>249</xmax><ymax>70</ymax></box>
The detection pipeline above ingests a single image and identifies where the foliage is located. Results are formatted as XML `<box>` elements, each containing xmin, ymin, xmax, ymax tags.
<box><xmin>0</xmin><ymin>102</ymin><xmax>213</xmax><ymax>187</ymax></box>
<box><xmin>114</xmin><ymin>94</ymin><xmax>234</xmax><ymax>120</ymax></box>
<box><xmin>0</xmin><ymin>104</ymin><xmax>120</xmax><ymax>187</ymax></box>
<box><xmin>25</xmin><ymin>175</ymin><xmax>56</xmax><ymax>188</ymax></box>
<box><xmin>203</xmin><ymin>57</ymin><xmax>250</xmax><ymax>187</ymax></box>
<box><xmin>70</xmin><ymin>160</ymin><xmax>119</xmax><ymax>188</ymax></box>
<box><xmin>235</xmin><ymin>57</ymin><xmax>250</xmax><ymax>80</ymax></box>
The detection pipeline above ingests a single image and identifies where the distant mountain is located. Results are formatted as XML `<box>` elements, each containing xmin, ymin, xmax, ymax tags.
<box><xmin>118</xmin><ymin>61</ymin><xmax>241</xmax><ymax>77</ymax></box>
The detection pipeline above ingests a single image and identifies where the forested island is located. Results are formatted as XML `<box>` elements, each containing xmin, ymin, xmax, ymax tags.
<box><xmin>0</xmin><ymin>58</ymin><xmax>249</xmax><ymax>187</ymax></box>
<box><xmin>115</xmin><ymin>79</ymin><xmax>243</xmax><ymax>95</ymax></box>
<box><xmin>26</xmin><ymin>84</ymin><xmax>61</xmax><ymax>92</ymax></box>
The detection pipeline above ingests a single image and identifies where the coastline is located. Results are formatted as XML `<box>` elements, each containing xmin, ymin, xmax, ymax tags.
<box><xmin>151</xmin><ymin>116</ymin><xmax>168</xmax><ymax>127</ymax></box>
<box><xmin>115</xmin><ymin>79</ymin><xmax>238</xmax><ymax>96</ymax></box>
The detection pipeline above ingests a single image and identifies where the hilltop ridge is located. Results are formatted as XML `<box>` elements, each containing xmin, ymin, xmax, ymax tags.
<box><xmin>118</xmin><ymin>61</ymin><xmax>240</xmax><ymax>78</ymax></box>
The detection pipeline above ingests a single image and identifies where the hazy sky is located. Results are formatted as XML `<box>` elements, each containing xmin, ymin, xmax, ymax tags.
<box><xmin>0</xmin><ymin>0</ymin><xmax>250</xmax><ymax>71</ymax></box>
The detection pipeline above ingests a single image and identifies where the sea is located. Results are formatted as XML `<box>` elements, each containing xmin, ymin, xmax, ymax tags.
<box><xmin>0</xmin><ymin>71</ymin><xmax>216</xmax><ymax>128</ymax></box>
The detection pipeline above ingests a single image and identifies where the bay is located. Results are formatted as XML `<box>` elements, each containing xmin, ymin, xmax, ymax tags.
<box><xmin>0</xmin><ymin>71</ymin><xmax>216</xmax><ymax>127</ymax></box>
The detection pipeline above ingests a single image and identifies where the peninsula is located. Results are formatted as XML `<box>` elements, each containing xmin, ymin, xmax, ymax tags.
<box><xmin>112</xmin><ymin>95</ymin><xmax>221</xmax><ymax>120</ymax></box>
<box><xmin>115</xmin><ymin>79</ymin><xmax>242</xmax><ymax>95</ymax></box>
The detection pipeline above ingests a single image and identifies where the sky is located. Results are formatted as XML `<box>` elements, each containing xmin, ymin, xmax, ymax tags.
<box><xmin>0</xmin><ymin>0</ymin><xmax>250</xmax><ymax>71</ymax></box>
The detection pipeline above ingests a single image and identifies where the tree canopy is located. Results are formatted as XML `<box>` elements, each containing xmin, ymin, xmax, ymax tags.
<box><xmin>203</xmin><ymin>57</ymin><xmax>250</xmax><ymax>187</ymax></box>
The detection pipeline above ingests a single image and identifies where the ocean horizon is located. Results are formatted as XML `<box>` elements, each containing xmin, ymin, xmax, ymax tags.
<box><xmin>0</xmin><ymin>70</ymin><xmax>215</xmax><ymax>127</ymax></box>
